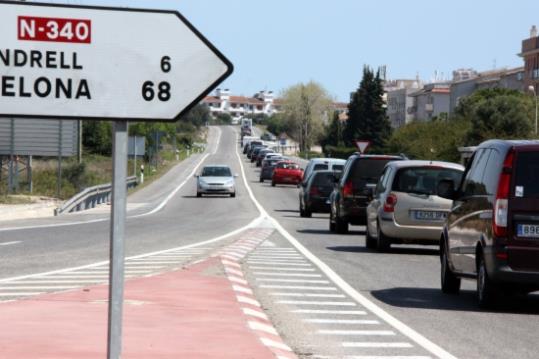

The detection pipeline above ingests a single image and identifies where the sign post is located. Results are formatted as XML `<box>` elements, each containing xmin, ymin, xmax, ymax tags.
<box><xmin>0</xmin><ymin>3</ymin><xmax>233</xmax><ymax>359</ymax></box>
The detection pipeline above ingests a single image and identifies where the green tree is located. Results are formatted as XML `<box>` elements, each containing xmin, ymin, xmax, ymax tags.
<box><xmin>344</xmin><ymin>66</ymin><xmax>391</xmax><ymax>152</ymax></box>
<box><xmin>180</xmin><ymin>103</ymin><xmax>210</xmax><ymax>128</ymax></box>
<box><xmin>83</xmin><ymin>121</ymin><xmax>112</xmax><ymax>155</ymax></box>
<box><xmin>321</xmin><ymin>111</ymin><xmax>345</xmax><ymax>148</ymax></box>
<box><xmin>281</xmin><ymin>81</ymin><xmax>333</xmax><ymax>153</ymax></box>
<box><xmin>454</xmin><ymin>88</ymin><xmax>535</xmax><ymax>145</ymax></box>
<box><xmin>387</xmin><ymin>120</ymin><xmax>470</xmax><ymax>163</ymax></box>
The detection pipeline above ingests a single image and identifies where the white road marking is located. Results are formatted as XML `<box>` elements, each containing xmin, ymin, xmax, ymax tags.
<box><xmin>248</xmin><ymin>321</ymin><xmax>278</xmax><ymax>335</ymax></box>
<box><xmin>254</xmin><ymin>272</ymin><xmax>322</xmax><ymax>278</ymax></box>
<box><xmin>319</xmin><ymin>330</ymin><xmax>395</xmax><ymax>336</ymax></box>
<box><xmin>271</xmin><ymin>293</ymin><xmax>346</xmax><ymax>298</ymax></box>
<box><xmin>277</xmin><ymin>300</ymin><xmax>356</xmax><ymax>306</ymax></box>
<box><xmin>292</xmin><ymin>310</ymin><xmax>367</xmax><ymax>315</ymax></box>
<box><xmin>234</xmin><ymin>136</ymin><xmax>457</xmax><ymax>359</ymax></box>
<box><xmin>249</xmin><ymin>267</ymin><xmax>315</xmax><ymax>272</ymax></box>
<box><xmin>0</xmin><ymin>241</ymin><xmax>21</xmax><ymax>246</ymax></box>
<box><xmin>261</xmin><ymin>285</ymin><xmax>338</xmax><ymax>291</ymax></box>
<box><xmin>242</xmin><ymin>307</ymin><xmax>268</xmax><ymax>320</ymax></box>
<box><xmin>247</xmin><ymin>261</ymin><xmax>311</xmax><ymax>266</ymax></box>
<box><xmin>260</xmin><ymin>337</ymin><xmax>292</xmax><ymax>352</ymax></box>
<box><xmin>342</xmin><ymin>343</ymin><xmax>414</xmax><ymax>348</ymax></box>
<box><xmin>233</xmin><ymin>285</ymin><xmax>253</xmax><ymax>295</ymax></box>
<box><xmin>224</xmin><ymin>267</ymin><xmax>244</xmax><ymax>277</ymax></box>
<box><xmin>305</xmin><ymin>319</ymin><xmax>379</xmax><ymax>325</ymax></box>
<box><xmin>256</xmin><ymin>279</ymin><xmax>329</xmax><ymax>284</ymax></box>
<box><xmin>0</xmin><ymin>292</ymin><xmax>43</xmax><ymax>296</ymax></box>
<box><xmin>229</xmin><ymin>276</ymin><xmax>248</xmax><ymax>285</ymax></box>
<box><xmin>237</xmin><ymin>295</ymin><xmax>261</xmax><ymax>307</ymax></box>
<box><xmin>37</xmin><ymin>275</ymin><xmax>108</xmax><ymax>279</ymax></box>
<box><xmin>9</xmin><ymin>280</ymin><xmax>105</xmax><ymax>284</ymax></box>
<box><xmin>0</xmin><ymin>286</ymin><xmax>79</xmax><ymax>290</ymax></box>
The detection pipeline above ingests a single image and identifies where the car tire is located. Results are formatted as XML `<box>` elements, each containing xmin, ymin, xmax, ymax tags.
<box><xmin>196</xmin><ymin>192</ymin><xmax>202</xmax><ymax>198</ymax></box>
<box><xmin>231</xmin><ymin>192</ymin><xmax>236</xmax><ymax>198</ymax></box>
<box><xmin>441</xmin><ymin>242</ymin><xmax>461</xmax><ymax>294</ymax></box>
<box><xmin>259</xmin><ymin>177</ymin><xmax>264</xmax><ymax>183</ymax></box>
<box><xmin>304</xmin><ymin>206</ymin><xmax>312</xmax><ymax>218</ymax></box>
<box><xmin>365</xmin><ymin>229</ymin><xmax>376</xmax><ymax>249</ymax></box>
<box><xmin>271</xmin><ymin>181</ymin><xmax>276</xmax><ymax>187</ymax></box>
<box><xmin>376</xmin><ymin>222</ymin><xmax>391</xmax><ymax>252</ymax></box>
<box><xmin>477</xmin><ymin>254</ymin><xmax>498</xmax><ymax>308</ymax></box>
<box><xmin>335</xmin><ymin>213</ymin><xmax>349</xmax><ymax>234</ymax></box>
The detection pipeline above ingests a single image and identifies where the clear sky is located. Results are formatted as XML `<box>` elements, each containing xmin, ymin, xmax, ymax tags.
<box><xmin>39</xmin><ymin>0</ymin><xmax>539</xmax><ymax>101</ymax></box>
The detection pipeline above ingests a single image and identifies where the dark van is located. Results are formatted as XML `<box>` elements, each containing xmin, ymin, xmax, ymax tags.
<box><xmin>438</xmin><ymin>140</ymin><xmax>539</xmax><ymax>307</ymax></box>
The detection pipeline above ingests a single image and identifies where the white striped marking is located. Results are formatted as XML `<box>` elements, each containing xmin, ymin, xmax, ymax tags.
<box><xmin>237</xmin><ymin>295</ymin><xmax>261</xmax><ymax>307</ymax></box>
<box><xmin>247</xmin><ymin>261</ymin><xmax>311</xmax><ymax>266</ymax></box>
<box><xmin>305</xmin><ymin>319</ymin><xmax>379</xmax><ymax>325</ymax></box>
<box><xmin>242</xmin><ymin>307</ymin><xmax>268</xmax><ymax>321</ymax></box>
<box><xmin>0</xmin><ymin>292</ymin><xmax>43</xmax><ymax>296</ymax></box>
<box><xmin>271</xmin><ymin>293</ymin><xmax>346</xmax><ymax>298</ymax></box>
<box><xmin>256</xmin><ymin>279</ymin><xmax>329</xmax><ymax>284</ymax></box>
<box><xmin>0</xmin><ymin>241</ymin><xmax>21</xmax><ymax>246</ymax></box>
<box><xmin>292</xmin><ymin>309</ymin><xmax>367</xmax><ymax>315</ymax></box>
<box><xmin>277</xmin><ymin>300</ymin><xmax>356</xmax><ymax>306</ymax></box>
<box><xmin>319</xmin><ymin>330</ymin><xmax>395</xmax><ymax>336</ymax></box>
<box><xmin>248</xmin><ymin>321</ymin><xmax>278</xmax><ymax>335</ymax></box>
<box><xmin>254</xmin><ymin>272</ymin><xmax>322</xmax><ymax>278</ymax></box>
<box><xmin>228</xmin><ymin>276</ymin><xmax>248</xmax><ymax>285</ymax></box>
<box><xmin>233</xmin><ymin>285</ymin><xmax>253</xmax><ymax>295</ymax></box>
<box><xmin>261</xmin><ymin>285</ymin><xmax>337</xmax><ymax>291</ymax></box>
<box><xmin>224</xmin><ymin>267</ymin><xmax>244</xmax><ymax>277</ymax></box>
<box><xmin>0</xmin><ymin>286</ymin><xmax>79</xmax><ymax>290</ymax></box>
<box><xmin>249</xmin><ymin>267</ymin><xmax>315</xmax><ymax>272</ymax></box>
<box><xmin>342</xmin><ymin>342</ymin><xmax>413</xmax><ymax>348</ymax></box>
<box><xmin>260</xmin><ymin>337</ymin><xmax>292</xmax><ymax>352</ymax></box>
<box><xmin>222</xmin><ymin>260</ymin><xmax>241</xmax><ymax>268</ymax></box>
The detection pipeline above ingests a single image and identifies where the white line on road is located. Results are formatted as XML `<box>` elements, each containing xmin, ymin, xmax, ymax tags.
<box><xmin>260</xmin><ymin>285</ymin><xmax>338</xmax><ymax>291</ymax></box>
<box><xmin>270</xmin><ymin>293</ymin><xmax>346</xmax><ymax>298</ymax></box>
<box><xmin>277</xmin><ymin>300</ymin><xmax>356</xmax><ymax>306</ymax></box>
<box><xmin>248</xmin><ymin>267</ymin><xmax>315</xmax><ymax>272</ymax></box>
<box><xmin>305</xmin><ymin>319</ymin><xmax>379</xmax><ymax>325</ymax></box>
<box><xmin>254</xmin><ymin>272</ymin><xmax>322</xmax><ymax>278</ymax></box>
<box><xmin>342</xmin><ymin>343</ymin><xmax>414</xmax><ymax>348</ymax></box>
<box><xmin>0</xmin><ymin>286</ymin><xmax>79</xmax><ymax>290</ymax></box>
<box><xmin>291</xmin><ymin>310</ymin><xmax>367</xmax><ymax>315</ymax></box>
<box><xmin>319</xmin><ymin>330</ymin><xmax>395</xmax><ymax>336</ymax></box>
<box><xmin>0</xmin><ymin>292</ymin><xmax>43</xmax><ymax>296</ymax></box>
<box><xmin>0</xmin><ymin>241</ymin><xmax>21</xmax><ymax>246</ymax></box>
<box><xmin>247</xmin><ymin>261</ymin><xmax>311</xmax><ymax>266</ymax></box>
<box><xmin>256</xmin><ymin>279</ymin><xmax>329</xmax><ymax>284</ymax></box>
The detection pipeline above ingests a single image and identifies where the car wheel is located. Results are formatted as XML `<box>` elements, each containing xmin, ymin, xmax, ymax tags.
<box><xmin>376</xmin><ymin>222</ymin><xmax>391</xmax><ymax>252</ymax></box>
<box><xmin>196</xmin><ymin>192</ymin><xmax>202</xmax><ymax>198</ymax></box>
<box><xmin>365</xmin><ymin>227</ymin><xmax>376</xmax><ymax>249</ymax></box>
<box><xmin>441</xmin><ymin>242</ymin><xmax>461</xmax><ymax>294</ymax></box>
<box><xmin>304</xmin><ymin>206</ymin><xmax>312</xmax><ymax>218</ymax></box>
<box><xmin>335</xmin><ymin>212</ymin><xmax>349</xmax><ymax>234</ymax></box>
<box><xmin>477</xmin><ymin>254</ymin><xmax>498</xmax><ymax>308</ymax></box>
<box><xmin>271</xmin><ymin>181</ymin><xmax>276</xmax><ymax>187</ymax></box>
<box><xmin>231</xmin><ymin>192</ymin><xmax>236</xmax><ymax>198</ymax></box>
<box><xmin>299</xmin><ymin>203</ymin><xmax>307</xmax><ymax>218</ymax></box>
<box><xmin>259</xmin><ymin>177</ymin><xmax>264</xmax><ymax>183</ymax></box>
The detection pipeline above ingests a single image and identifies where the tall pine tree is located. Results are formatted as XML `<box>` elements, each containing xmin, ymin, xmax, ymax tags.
<box><xmin>344</xmin><ymin>66</ymin><xmax>391</xmax><ymax>153</ymax></box>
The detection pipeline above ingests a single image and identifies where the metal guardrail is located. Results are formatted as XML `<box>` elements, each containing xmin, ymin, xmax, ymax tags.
<box><xmin>55</xmin><ymin>176</ymin><xmax>138</xmax><ymax>216</ymax></box>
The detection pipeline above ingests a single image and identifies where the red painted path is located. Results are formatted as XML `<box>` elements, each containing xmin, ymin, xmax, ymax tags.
<box><xmin>0</xmin><ymin>258</ymin><xmax>276</xmax><ymax>359</ymax></box>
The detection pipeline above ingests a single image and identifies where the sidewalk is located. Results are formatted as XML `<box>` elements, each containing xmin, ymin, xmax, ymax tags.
<box><xmin>0</xmin><ymin>229</ymin><xmax>296</xmax><ymax>359</ymax></box>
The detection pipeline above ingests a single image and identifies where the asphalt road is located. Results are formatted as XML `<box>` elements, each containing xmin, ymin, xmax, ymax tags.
<box><xmin>3</xmin><ymin>125</ymin><xmax>539</xmax><ymax>359</ymax></box>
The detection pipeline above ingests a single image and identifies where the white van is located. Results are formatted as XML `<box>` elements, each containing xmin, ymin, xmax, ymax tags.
<box><xmin>242</xmin><ymin>136</ymin><xmax>260</xmax><ymax>148</ymax></box>
<box><xmin>301</xmin><ymin>158</ymin><xmax>346</xmax><ymax>185</ymax></box>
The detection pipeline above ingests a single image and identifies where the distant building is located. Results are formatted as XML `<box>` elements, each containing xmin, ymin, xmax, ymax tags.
<box><xmin>384</xmin><ymin>79</ymin><xmax>422</xmax><ymax>128</ymax></box>
<box><xmin>519</xmin><ymin>25</ymin><xmax>539</xmax><ymax>90</ymax></box>
<box><xmin>449</xmin><ymin>67</ymin><xmax>525</xmax><ymax>115</ymax></box>
<box><xmin>408</xmin><ymin>83</ymin><xmax>451</xmax><ymax>121</ymax></box>
<box><xmin>452</xmin><ymin>68</ymin><xmax>479</xmax><ymax>82</ymax></box>
<box><xmin>203</xmin><ymin>89</ymin><xmax>281</xmax><ymax>121</ymax></box>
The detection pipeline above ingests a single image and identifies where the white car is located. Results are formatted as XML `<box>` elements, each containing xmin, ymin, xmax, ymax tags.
<box><xmin>196</xmin><ymin>165</ymin><xmax>237</xmax><ymax>198</ymax></box>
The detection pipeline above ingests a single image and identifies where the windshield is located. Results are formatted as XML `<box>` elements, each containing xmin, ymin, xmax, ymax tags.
<box><xmin>350</xmin><ymin>158</ymin><xmax>398</xmax><ymax>186</ymax></box>
<box><xmin>515</xmin><ymin>152</ymin><xmax>539</xmax><ymax>197</ymax></box>
<box><xmin>201</xmin><ymin>167</ymin><xmax>232</xmax><ymax>177</ymax></box>
<box><xmin>392</xmin><ymin>166</ymin><xmax>463</xmax><ymax>195</ymax></box>
<box><xmin>312</xmin><ymin>172</ymin><xmax>334</xmax><ymax>186</ymax></box>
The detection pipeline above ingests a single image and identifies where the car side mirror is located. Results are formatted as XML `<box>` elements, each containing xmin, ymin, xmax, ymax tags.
<box><xmin>234</xmin><ymin>174</ymin><xmax>239</xmax><ymax>178</ymax></box>
<box><xmin>437</xmin><ymin>179</ymin><xmax>456</xmax><ymax>200</ymax></box>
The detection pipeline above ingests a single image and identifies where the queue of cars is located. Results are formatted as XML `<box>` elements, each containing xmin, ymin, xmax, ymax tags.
<box><xmin>244</xmin><ymin>135</ymin><xmax>539</xmax><ymax>308</ymax></box>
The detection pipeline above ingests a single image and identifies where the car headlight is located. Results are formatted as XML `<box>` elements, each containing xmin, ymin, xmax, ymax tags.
<box><xmin>225</xmin><ymin>179</ymin><xmax>235</xmax><ymax>186</ymax></box>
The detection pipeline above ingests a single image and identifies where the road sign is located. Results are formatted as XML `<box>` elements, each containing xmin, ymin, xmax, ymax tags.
<box><xmin>0</xmin><ymin>2</ymin><xmax>233</xmax><ymax>121</ymax></box>
<box><xmin>355</xmin><ymin>140</ymin><xmax>371</xmax><ymax>154</ymax></box>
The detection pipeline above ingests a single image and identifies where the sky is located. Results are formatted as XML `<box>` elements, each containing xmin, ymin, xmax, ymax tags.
<box><xmin>38</xmin><ymin>0</ymin><xmax>539</xmax><ymax>102</ymax></box>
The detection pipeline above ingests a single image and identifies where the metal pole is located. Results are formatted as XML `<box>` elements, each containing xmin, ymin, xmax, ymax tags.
<box><xmin>78</xmin><ymin>120</ymin><xmax>83</xmax><ymax>164</ymax></box>
<box><xmin>8</xmin><ymin>118</ymin><xmax>14</xmax><ymax>194</ymax></box>
<box><xmin>57</xmin><ymin>120</ymin><xmax>63</xmax><ymax>198</ymax></box>
<box><xmin>133</xmin><ymin>136</ymin><xmax>137</xmax><ymax>177</ymax></box>
<box><xmin>535</xmin><ymin>91</ymin><xmax>538</xmax><ymax>136</ymax></box>
<box><xmin>28</xmin><ymin>156</ymin><xmax>32</xmax><ymax>193</ymax></box>
<box><xmin>107</xmin><ymin>121</ymin><xmax>128</xmax><ymax>359</ymax></box>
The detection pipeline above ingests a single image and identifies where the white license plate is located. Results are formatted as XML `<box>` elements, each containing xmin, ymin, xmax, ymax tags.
<box><xmin>517</xmin><ymin>224</ymin><xmax>539</xmax><ymax>238</ymax></box>
<box><xmin>414</xmin><ymin>210</ymin><xmax>446</xmax><ymax>221</ymax></box>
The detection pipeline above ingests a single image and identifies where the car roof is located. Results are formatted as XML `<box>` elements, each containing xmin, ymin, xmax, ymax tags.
<box><xmin>385</xmin><ymin>160</ymin><xmax>464</xmax><ymax>171</ymax></box>
<box><xmin>308</xmin><ymin>158</ymin><xmax>347</xmax><ymax>164</ymax></box>
<box><xmin>352</xmin><ymin>154</ymin><xmax>404</xmax><ymax>159</ymax></box>
<box><xmin>479</xmin><ymin>139</ymin><xmax>539</xmax><ymax>151</ymax></box>
<box><xmin>202</xmin><ymin>165</ymin><xmax>231</xmax><ymax>169</ymax></box>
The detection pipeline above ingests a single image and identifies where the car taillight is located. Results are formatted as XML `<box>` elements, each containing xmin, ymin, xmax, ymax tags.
<box><xmin>343</xmin><ymin>181</ymin><xmax>354</xmax><ymax>198</ymax></box>
<box><xmin>383</xmin><ymin>193</ymin><xmax>398</xmax><ymax>213</ymax></box>
<box><xmin>493</xmin><ymin>150</ymin><xmax>514</xmax><ymax>237</ymax></box>
<box><xmin>310</xmin><ymin>186</ymin><xmax>320</xmax><ymax>196</ymax></box>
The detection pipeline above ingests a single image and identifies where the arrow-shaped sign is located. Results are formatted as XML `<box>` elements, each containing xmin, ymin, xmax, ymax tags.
<box><xmin>355</xmin><ymin>140</ymin><xmax>371</xmax><ymax>154</ymax></box>
<box><xmin>0</xmin><ymin>2</ymin><xmax>233</xmax><ymax>122</ymax></box>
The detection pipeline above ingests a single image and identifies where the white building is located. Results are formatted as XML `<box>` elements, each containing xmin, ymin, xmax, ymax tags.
<box><xmin>203</xmin><ymin>89</ymin><xmax>283</xmax><ymax>122</ymax></box>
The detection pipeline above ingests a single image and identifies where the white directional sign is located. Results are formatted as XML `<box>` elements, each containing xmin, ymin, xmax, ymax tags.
<box><xmin>0</xmin><ymin>2</ymin><xmax>233</xmax><ymax>121</ymax></box>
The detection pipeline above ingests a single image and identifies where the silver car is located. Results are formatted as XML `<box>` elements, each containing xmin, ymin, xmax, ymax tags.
<box><xmin>196</xmin><ymin>165</ymin><xmax>237</xmax><ymax>197</ymax></box>
<box><xmin>366</xmin><ymin>160</ymin><xmax>464</xmax><ymax>251</ymax></box>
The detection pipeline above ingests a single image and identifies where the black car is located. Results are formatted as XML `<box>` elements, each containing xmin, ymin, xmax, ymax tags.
<box><xmin>250</xmin><ymin>146</ymin><xmax>267</xmax><ymax>162</ymax></box>
<box><xmin>248</xmin><ymin>145</ymin><xmax>265</xmax><ymax>159</ymax></box>
<box><xmin>260</xmin><ymin>157</ymin><xmax>284</xmax><ymax>182</ymax></box>
<box><xmin>329</xmin><ymin>154</ymin><xmax>404</xmax><ymax>234</ymax></box>
<box><xmin>438</xmin><ymin>140</ymin><xmax>539</xmax><ymax>307</ymax></box>
<box><xmin>299</xmin><ymin>170</ymin><xmax>335</xmax><ymax>217</ymax></box>
<box><xmin>256</xmin><ymin>149</ymin><xmax>274</xmax><ymax>167</ymax></box>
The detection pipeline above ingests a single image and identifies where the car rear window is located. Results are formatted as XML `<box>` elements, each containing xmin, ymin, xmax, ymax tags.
<box><xmin>393</xmin><ymin>166</ymin><xmax>463</xmax><ymax>195</ymax></box>
<box><xmin>278</xmin><ymin>163</ymin><xmax>300</xmax><ymax>170</ymax></box>
<box><xmin>313</xmin><ymin>172</ymin><xmax>334</xmax><ymax>186</ymax></box>
<box><xmin>332</xmin><ymin>164</ymin><xmax>344</xmax><ymax>172</ymax></box>
<box><xmin>202</xmin><ymin>167</ymin><xmax>232</xmax><ymax>177</ymax></box>
<box><xmin>515</xmin><ymin>151</ymin><xmax>539</xmax><ymax>197</ymax></box>
<box><xmin>350</xmin><ymin>158</ymin><xmax>397</xmax><ymax>186</ymax></box>
<box><xmin>313</xmin><ymin>164</ymin><xmax>329</xmax><ymax>171</ymax></box>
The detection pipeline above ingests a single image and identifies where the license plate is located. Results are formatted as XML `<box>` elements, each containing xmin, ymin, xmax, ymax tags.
<box><xmin>517</xmin><ymin>224</ymin><xmax>539</xmax><ymax>238</ymax></box>
<box><xmin>414</xmin><ymin>210</ymin><xmax>446</xmax><ymax>221</ymax></box>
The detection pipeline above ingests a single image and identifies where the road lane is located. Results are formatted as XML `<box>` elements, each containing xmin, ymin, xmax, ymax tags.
<box><xmin>241</xmin><ymin>137</ymin><xmax>539</xmax><ymax>359</ymax></box>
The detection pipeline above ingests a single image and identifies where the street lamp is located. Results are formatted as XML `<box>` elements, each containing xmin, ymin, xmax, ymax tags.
<box><xmin>529</xmin><ymin>85</ymin><xmax>538</xmax><ymax>136</ymax></box>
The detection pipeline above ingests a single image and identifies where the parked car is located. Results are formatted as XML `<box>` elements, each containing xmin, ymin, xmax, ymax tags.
<box><xmin>299</xmin><ymin>170</ymin><xmax>335</xmax><ymax>217</ymax></box>
<box><xmin>250</xmin><ymin>146</ymin><xmax>268</xmax><ymax>162</ymax></box>
<box><xmin>302</xmin><ymin>158</ymin><xmax>346</xmax><ymax>185</ymax></box>
<box><xmin>366</xmin><ymin>160</ymin><xmax>464</xmax><ymax>251</ymax></box>
<box><xmin>245</xmin><ymin>140</ymin><xmax>263</xmax><ymax>156</ymax></box>
<box><xmin>438</xmin><ymin>140</ymin><xmax>539</xmax><ymax>307</ymax></box>
<box><xmin>260</xmin><ymin>156</ymin><xmax>285</xmax><ymax>182</ymax></box>
<box><xmin>196</xmin><ymin>165</ymin><xmax>237</xmax><ymax>198</ymax></box>
<box><xmin>329</xmin><ymin>154</ymin><xmax>405</xmax><ymax>234</ymax></box>
<box><xmin>248</xmin><ymin>145</ymin><xmax>266</xmax><ymax>159</ymax></box>
<box><xmin>256</xmin><ymin>149</ymin><xmax>275</xmax><ymax>167</ymax></box>
<box><xmin>272</xmin><ymin>161</ymin><xmax>303</xmax><ymax>187</ymax></box>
